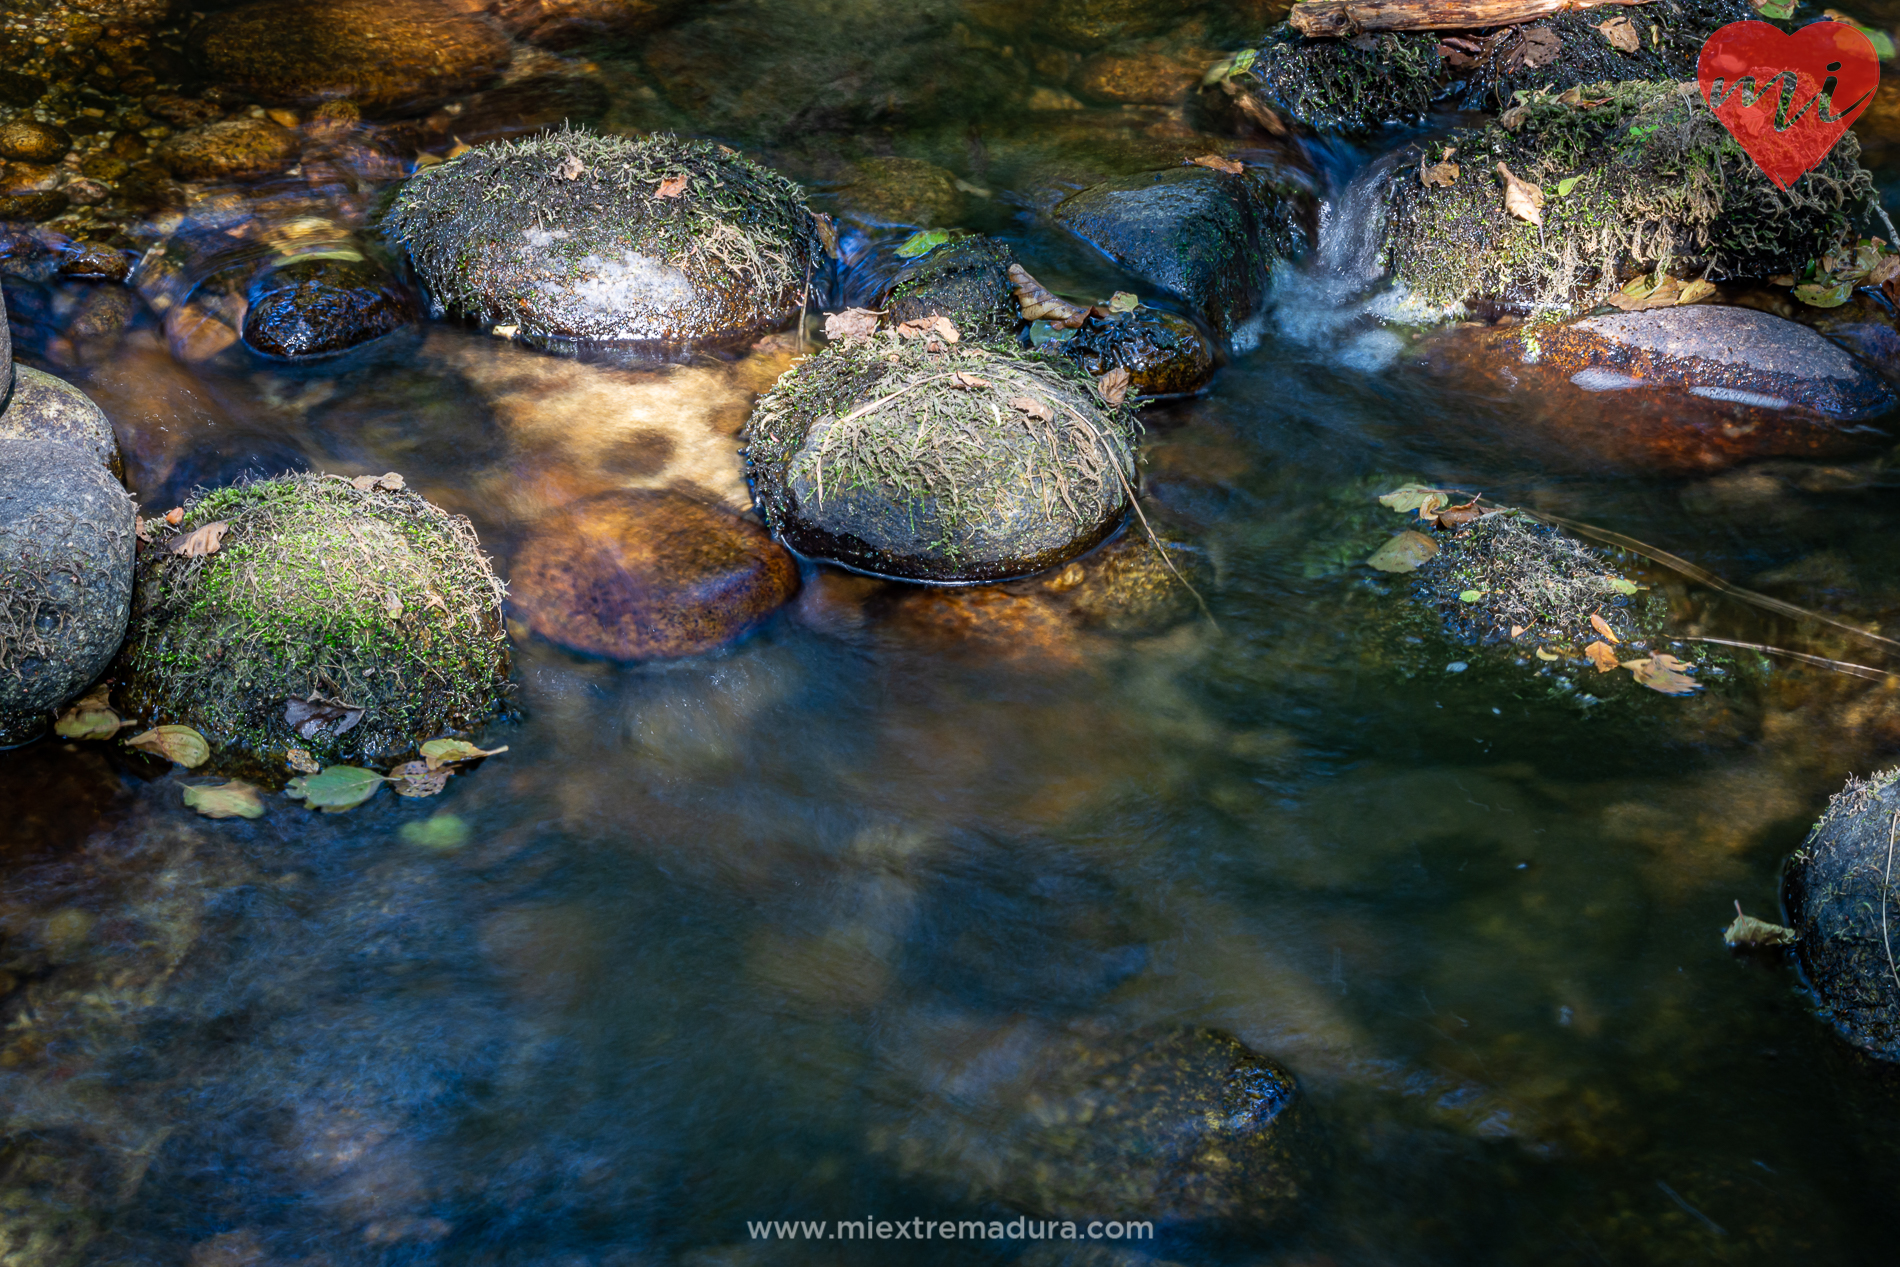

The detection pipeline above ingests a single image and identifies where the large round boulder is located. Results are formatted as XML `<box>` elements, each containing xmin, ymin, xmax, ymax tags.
<box><xmin>384</xmin><ymin>130</ymin><xmax>823</xmax><ymax>347</ymax></box>
<box><xmin>0</xmin><ymin>438</ymin><xmax>135</xmax><ymax>747</ymax></box>
<box><xmin>745</xmin><ymin>338</ymin><xmax>1142</xmax><ymax>584</ymax></box>
<box><xmin>1384</xmin><ymin>80</ymin><xmax>1876</xmax><ymax>316</ymax></box>
<box><xmin>1053</xmin><ymin>162</ymin><xmax>1312</xmax><ymax>339</ymax></box>
<box><xmin>1785</xmin><ymin>770</ymin><xmax>1900</xmax><ymax>1062</ymax></box>
<box><xmin>186</xmin><ymin>0</ymin><xmax>511</xmax><ymax>112</ymax></box>
<box><xmin>507</xmin><ymin>488</ymin><xmax>799</xmax><ymax>660</ymax></box>
<box><xmin>0</xmin><ymin>364</ymin><xmax>124</xmax><ymax>477</ymax></box>
<box><xmin>121</xmin><ymin>473</ymin><xmax>511</xmax><ymax>773</ymax></box>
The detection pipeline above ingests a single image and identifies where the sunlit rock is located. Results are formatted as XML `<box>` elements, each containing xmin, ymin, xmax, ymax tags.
<box><xmin>156</xmin><ymin>117</ymin><xmax>300</xmax><ymax>181</ymax></box>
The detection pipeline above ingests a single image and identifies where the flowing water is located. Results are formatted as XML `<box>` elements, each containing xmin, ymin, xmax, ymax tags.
<box><xmin>8</xmin><ymin>3</ymin><xmax>1900</xmax><ymax>1264</ymax></box>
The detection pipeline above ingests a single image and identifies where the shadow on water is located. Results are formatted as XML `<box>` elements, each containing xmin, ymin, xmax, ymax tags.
<box><xmin>9</xmin><ymin>2</ymin><xmax>1900</xmax><ymax>1265</ymax></box>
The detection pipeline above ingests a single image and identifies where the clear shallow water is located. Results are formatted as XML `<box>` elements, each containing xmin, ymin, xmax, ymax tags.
<box><xmin>8</xmin><ymin>3</ymin><xmax>1900</xmax><ymax>1264</ymax></box>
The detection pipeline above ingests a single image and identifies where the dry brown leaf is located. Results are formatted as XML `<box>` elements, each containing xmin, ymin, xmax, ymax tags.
<box><xmin>1869</xmin><ymin>254</ymin><xmax>1900</xmax><ymax>286</ymax></box>
<box><xmin>950</xmin><ymin>372</ymin><xmax>991</xmax><ymax>390</ymax></box>
<box><xmin>931</xmin><ymin>315</ymin><xmax>960</xmax><ymax>343</ymax></box>
<box><xmin>824</xmin><ymin>308</ymin><xmax>881</xmax><ymax>341</ymax></box>
<box><xmin>350</xmin><ymin>472</ymin><xmax>405</xmax><ymax>493</ymax></box>
<box><xmin>1434</xmin><ymin>499</ymin><xmax>1483</xmax><ymax>528</ymax></box>
<box><xmin>1007</xmin><ymin>264</ymin><xmax>1087</xmax><ymax>328</ymax></box>
<box><xmin>1510</xmin><ymin>625</ymin><xmax>1526</xmax><ymax>639</ymax></box>
<box><xmin>1595</xmin><ymin>15</ymin><xmax>1641</xmax><ymax>53</ymax></box>
<box><xmin>556</xmin><ymin>154</ymin><xmax>584</xmax><ymax>180</ymax></box>
<box><xmin>1621</xmin><ymin>652</ymin><xmax>1699</xmax><ymax>695</ymax></box>
<box><xmin>894</xmin><ymin>318</ymin><xmax>934</xmax><ymax>340</ymax></box>
<box><xmin>655</xmin><ymin>174</ymin><xmax>689</xmax><ymax>199</ymax></box>
<box><xmin>1588</xmin><ymin>612</ymin><xmax>1619</xmax><ymax>643</ymax></box>
<box><xmin>1497</xmin><ymin>162</ymin><xmax>1543</xmax><ymax>226</ymax></box>
<box><xmin>171</xmin><ymin>521</ymin><xmax>229</xmax><ymax>558</ymax></box>
<box><xmin>1189</xmin><ymin>154</ymin><xmax>1244</xmax><ymax>175</ymax></box>
<box><xmin>165</xmin><ymin>507</ymin><xmax>184</xmax><ymax>526</ymax></box>
<box><xmin>1584</xmin><ymin>640</ymin><xmax>1620</xmax><ymax>673</ymax></box>
<box><xmin>135</xmin><ymin>516</ymin><xmax>153</xmax><ymax>543</ymax></box>
<box><xmin>285</xmin><ymin>697</ymin><xmax>364</xmax><ymax>740</ymax></box>
<box><xmin>810</xmin><ymin>210</ymin><xmax>840</xmax><ymax>260</ymax></box>
<box><xmin>1499</xmin><ymin>103</ymin><xmax>1531</xmax><ymax>131</ymax></box>
<box><xmin>1502</xmin><ymin>24</ymin><xmax>1562</xmax><ymax>71</ymax></box>
<box><xmin>1420</xmin><ymin>161</ymin><xmax>1460</xmax><ymax>188</ymax></box>
<box><xmin>1096</xmin><ymin>366</ymin><xmax>1131</xmax><ymax>406</ymax></box>
<box><xmin>1008</xmin><ymin>396</ymin><xmax>1053</xmax><ymax>421</ymax></box>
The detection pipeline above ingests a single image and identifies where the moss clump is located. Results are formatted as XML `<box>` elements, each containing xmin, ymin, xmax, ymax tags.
<box><xmin>382</xmin><ymin>126</ymin><xmax>821</xmax><ymax>345</ymax></box>
<box><xmin>122</xmin><ymin>473</ymin><xmax>510</xmax><ymax>775</ymax></box>
<box><xmin>878</xmin><ymin>233</ymin><xmax>1019</xmax><ymax>345</ymax></box>
<box><xmin>1384</xmin><ymin>80</ymin><xmax>1878</xmax><ymax>314</ymax></box>
<box><xmin>1246</xmin><ymin>25</ymin><xmax>1443</xmax><ymax>133</ymax></box>
<box><xmin>745</xmin><ymin>338</ymin><xmax>1141</xmax><ymax>583</ymax></box>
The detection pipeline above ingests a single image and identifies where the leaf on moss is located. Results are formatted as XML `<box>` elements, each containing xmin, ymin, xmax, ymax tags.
<box><xmin>1421</xmin><ymin>161</ymin><xmax>1459</xmax><ymax>188</ymax></box>
<box><xmin>1095</xmin><ymin>366</ymin><xmax>1130</xmax><ymax>406</ymax></box>
<box><xmin>556</xmin><ymin>154</ymin><xmax>584</xmax><ymax>180</ymax></box>
<box><xmin>170</xmin><ymin>521</ymin><xmax>229</xmax><ymax>557</ymax></box>
<box><xmin>350</xmin><ymin>472</ymin><xmax>405</xmax><ymax>493</ymax></box>
<box><xmin>1595</xmin><ymin>16</ymin><xmax>1640</xmax><ymax>53</ymax></box>
<box><xmin>285</xmin><ymin>765</ymin><xmax>386</xmax><ymax>812</ymax></box>
<box><xmin>1008</xmin><ymin>396</ymin><xmax>1053</xmax><ymax>421</ymax></box>
<box><xmin>824</xmin><ymin>307</ymin><xmax>881</xmax><ymax>341</ymax></box>
<box><xmin>419</xmin><ymin>738</ymin><xmax>509</xmax><ymax>771</ymax></box>
<box><xmin>654</xmin><ymin>173</ymin><xmax>688</xmax><ymax>199</ymax></box>
<box><xmin>1367</xmin><ymin>530</ymin><xmax>1439</xmax><ymax>573</ymax></box>
<box><xmin>183</xmin><ymin>780</ymin><xmax>265</xmax><ymax>819</ymax></box>
<box><xmin>126</xmin><ymin>724</ymin><xmax>210</xmax><ymax>768</ymax></box>
<box><xmin>1605</xmin><ymin>577</ymin><xmax>1642</xmax><ymax>595</ymax></box>
<box><xmin>949</xmin><ymin>372</ymin><xmax>990</xmax><ymax>390</ymax></box>
<box><xmin>1497</xmin><ymin>162</ymin><xmax>1544</xmax><ymax>226</ymax></box>
<box><xmin>1377</xmin><ymin>484</ymin><xmax>1450</xmax><ymax>517</ymax></box>
<box><xmin>895</xmin><ymin>229</ymin><xmax>950</xmax><ymax>259</ymax></box>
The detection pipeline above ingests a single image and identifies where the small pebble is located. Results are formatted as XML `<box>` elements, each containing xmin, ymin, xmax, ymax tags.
<box><xmin>1446</xmin><ymin>661</ymin><xmax>1468</xmax><ymax>673</ymax></box>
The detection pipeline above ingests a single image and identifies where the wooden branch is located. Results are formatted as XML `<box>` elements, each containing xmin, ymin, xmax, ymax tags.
<box><xmin>1289</xmin><ymin>0</ymin><xmax>1657</xmax><ymax>38</ymax></box>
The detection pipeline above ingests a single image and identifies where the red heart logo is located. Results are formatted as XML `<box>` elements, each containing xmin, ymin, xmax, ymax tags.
<box><xmin>1697</xmin><ymin>19</ymin><xmax>1880</xmax><ymax>190</ymax></box>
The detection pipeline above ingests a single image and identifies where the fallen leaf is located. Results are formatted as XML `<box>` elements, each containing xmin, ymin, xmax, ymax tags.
<box><xmin>165</xmin><ymin>507</ymin><xmax>184</xmax><ymax>526</ymax></box>
<box><xmin>1584</xmin><ymin>640</ymin><xmax>1620</xmax><ymax>672</ymax></box>
<box><xmin>285</xmin><ymin>746</ymin><xmax>321</xmax><ymax>774</ymax></box>
<box><xmin>1869</xmin><ymin>254</ymin><xmax>1900</xmax><ymax>286</ymax></box>
<box><xmin>1007</xmin><ymin>264</ymin><xmax>1086</xmax><ymax>327</ymax></box>
<box><xmin>135</xmin><ymin>516</ymin><xmax>153</xmax><ymax>543</ymax></box>
<box><xmin>1189</xmin><ymin>154</ymin><xmax>1244</xmax><ymax>175</ymax></box>
<box><xmin>1200</xmin><ymin>47</ymin><xmax>1258</xmax><ymax>85</ymax></box>
<box><xmin>284</xmin><ymin>697</ymin><xmax>364</xmax><ymax>740</ymax></box>
<box><xmin>183</xmin><ymin>780</ymin><xmax>265</xmax><ymax>819</ymax></box>
<box><xmin>1535</xmin><ymin>646</ymin><xmax>1560</xmax><ymax>661</ymax></box>
<box><xmin>1676</xmin><ymin>278</ymin><xmax>1717</xmax><ymax>304</ymax></box>
<box><xmin>401</xmin><ymin>814</ymin><xmax>470</xmax><ymax>850</ymax></box>
<box><xmin>350</xmin><ymin>472</ymin><xmax>405</xmax><ymax>493</ymax></box>
<box><xmin>445</xmin><ymin>136</ymin><xmax>471</xmax><ymax>159</ymax></box>
<box><xmin>385</xmin><ymin>588</ymin><xmax>403</xmax><ymax>620</ymax></box>
<box><xmin>931</xmin><ymin>315</ymin><xmax>960</xmax><ymax>343</ymax></box>
<box><xmin>894</xmin><ymin>318</ymin><xmax>934</xmax><ymax>340</ymax></box>
<box><xmin>1589</xmin><ymin>613</ymin><xmax>1619</xmax><ymax>643</ymax></box>
<box><xmin>1434</xmin><ymin>499</ymin><xmax>1483</xmax><ymax>528</ymax></box>
<box><xmin>1595</xmin><ymin>16</ymin><xmax>1641</xmax><ymax>53</ymax></box>
<box><xmin>1723</xmin><ymin>901</ymin><xmax>1795</xmax><ymax>948</ymax></box>
<box><xmin>824</xmin><ymin>307</ymin><xmax>881</xmax><ymax>341</ymax></box>
<box><xmin>419</xmin><ymin>738</ymin><xmax>509</xmax><ymax>771</ymax></box>
<box><xmin>1377</xmin><ymin>484</ymin><xmax>1451</xmax><ymax>517</ymax></box>
<box><xmin>54</xmin><ymin>687</ymin><xmax>128</xmax><ymax>740</ymax></box>
<box><xmin>810</xmin><ymin>210</ymin><xmax>840</xmax><ymax>259</ymax></box>
<box><xmin>1554</xmin><ymin>174</ymin><xmax>1583</xmax><ymax>197</ymax></box>
<box><xmin>1768</xmin><ymin>273</ymin><xmax>1797</xmax><ymax>287</ymax></box>
<box><xmin>1499</xmin><ymin>103</ymin><xmax>1531</xmax><ymax>131</ymax></box>
<box><xmin>1794</xmin><ymin>280</ymin><xmax>1855</xmax><ymax>308</ymax></box>
<box><xmin>1367</xmin><ymin>530</ymin><xmax>1439</xmax><ymax>573</ymax></box>
<box><xmin>1497</xmin><ymin>162</ymin><xmax>1543</xmax><ymax>227</ymax></box>
<box><xmin>895</xmin><ymin>228</ymin><xmax>950</xmax><ymax>259</ymax></box>
<box><xmin>1621</xmin><ymin>652</ymin><xmax>1699</xmax><ymax>695</ymax></box>
<box><xmin>126</xmin><ymin>724</ymin><xmax>211</xmax><ymax>768</ymax></box>
<box><xmin>285</xmin><ymin>765</ymin><xmax>386</xmax><ymax>813</ymax></box>
<box><xmin>1605</xmin><ymin>577</ymin><xmax>1643</xmax><ymax>595</ymax></box>
<box><xmin>1510</xmin><ymin>625</ymin><xmax>1526</xmax><ymax>638</ymax></box>
<box><xmin>1458</xmin><ymin>589</ymin><xmax>1485</xmax><ymax>602</ymax></box>
<box><xmin>654</xmin><ymin>173</ymin><xmax>688</xmax><ymax>199</ymax></box>
<box><xmin>170</xmin><ymin>521</ymin><xmax>229</xmax><ymax>557</ymax></box>
<box><xmin>1008</xmin><ymin>396</ymin><xmax>1053</xmax><ymax>421</ymax></box>
<box><xmin>556</xmin><ymin>154</ymin><xmax>584</xmax><ymax>180</ymax></box>
<box><xmin>1107</xmin><ymin>291</ymin><xmax>1139</xmax><ymax>314</ymax></box>
<box><xmin>388</xmin><ymin>760</ymin><xmax>449</xmax><ymax>799</ymax></box>
<box><xmin>1096</xmin><ymin>366</ymin><xmax>1131</xmax><ymax>406</ymax></box>
<box><xmin>950</xmin><ymin>372</ymin><xmax>990</xmax><ymax>390</ymax></box>
<box><xmin>1421</xmin><ymin>160</ymin><xmax>1460</xmax><ymax>188</ymax></box>
<box><xmin>1502</xmin><ymin>24</ymin><xmax>1562</xmax><ymax>72</ymax></box>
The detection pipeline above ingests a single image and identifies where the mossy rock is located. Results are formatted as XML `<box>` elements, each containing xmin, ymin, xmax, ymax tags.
<box><xmin>1060</xmin><ymin>307</ymin><xmax>1215</xmax><ymax>397</ymax></box>
<box><xmin>1241</xmin><ymin>1</ymin><xmax>1756</xmax><ymax>134</ymax></box>
<box><xmin>1785</xmin><ymin>770</ymin><xmax>1900</xmax><ymax>1063</ymax></box>
<box><xmin>384</xmin><ymin>128</ymin><xmax>822</xmax><ymax>348</ymax></box>
<box><xmin>877</xmin><ymin>233</ymin><xmax>1019</xmax><ymax>346</ymax></box>
<box><xmin>121</xmin><ymin>473</ymin><xmax>511</xmax><ymax>776</ymax></box>
<box><xmin>745</xmin><ymin>338</ymin><xmax>1141</xmax><ymax>584</ymax></box>
<box><xmin>1384</xmin><ymin>80</ymin><xmax>1877</xmax><ymax>315</ymax></box>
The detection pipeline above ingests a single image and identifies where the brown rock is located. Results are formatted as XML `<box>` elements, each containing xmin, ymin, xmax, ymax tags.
<box><xmin>1</xmin><ymin>163</ymin><xmax>60</xmax><ymax>193</ymax></box>
<box><xmin>79</xmin><ymin>152</ymin><xmax>130</xmax><ymax>182</ymax></box>
<box><xmin>157</xmin><ymin>118</ymin><xmax>299</xmax><ymax>180</ymax></box>
<box><xmin>489</xmin><ymin>0</ymin><xmax>687</xmax><ymax>48</ymax></box>
<box><xmin>189</xmin><ymin>0</ymin><xmax>511</xmax><ymax>111</ymax></box>
<box><xmin>0</xmin><ymin>190</ymin><xmax>70</xmax><ymax>222</ymax></box>
<box><xmin>0</xmin><ymin>120</ymin><xmax>71</xmax><ymax>163</ymax></box>
<box><xmin>835</xmin><ymin>156</ymin><xmax>964</xmax><ymax>228</ymax></box>
<box><xmin>58</xmin><ymin>240</ymin><xmax>131</xmax><ymax>281</ymax></box>
<box><xmin>1072</xmin><ymin>50</ymin><xmax>1199</xmax><ymax>105</ymax></box>
<box><xmin>509</xmin><ymin>489</ymin><xmax>799</xmax><ymax>660</ymax></box>
<box><xmin>141</xmin><ymin>94</ymin><xmax>223</xmax><ymax>128</ymax></box>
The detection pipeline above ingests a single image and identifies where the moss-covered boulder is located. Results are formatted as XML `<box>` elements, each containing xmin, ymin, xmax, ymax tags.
<box><xmin>1784</xmin><ymin>770</ymin><xmax>1900</xmax><ymax>1063</ymax></box>
<box><xmin>1054</xmin><ymin>163</ymin><xmax>1312</xmax><ymax>339</ymax></box>
<box><xmin>1237</xmin><ymin>0</ymin><xmax>1755</xmax><ymax>133</ymax></box>
<box><xmin>1383</xmin><ymin>81</ymin><xmax>1877</xmax><ymax>315</ymax></box>
<box><xmin>121</xmin><ymin>473</ymin><xmax>510</xmax><ymax>773</ymax></box>
<box><xmin>384</xmin><ymin>129</ymin><xmax>823</xmax><ymax>348</ymax></box>
<box><xmin>1060</xmin><ymin>306</ymin><xmax>1215</xmax><ymax>396</ymax></box>
<box><xmin>745</xmin><ymin>338</ymin><xmax>1141</xmax><ymax>584</ymax></box>
<box><xmin>877</xmin><ymin>233</ymin><xmax>1019</xmax><ymax>345</ymax></box>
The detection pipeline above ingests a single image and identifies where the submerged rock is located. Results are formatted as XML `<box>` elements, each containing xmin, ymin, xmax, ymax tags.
<box><xmin>242</xmin><ymin>250</ymin><xmax>422</xmax><ymax>360</ymax></box>
<box><xmin>869</xmin><ymin>1019</ymin><xmax>1305</xmax><ymax>1226</ymax></box>
<box><xmin>1524</xmin><ymin>306</ymin><xmax>1896</xmax><ymax>421</ymax></box>
<box><xmin>507</xmin><ymin>488</ymin><xmax>799</xmax><ymax>660</ymax></box>
<box><xmin>187</xmin><ymin>0</ymin><xmax>511</xmax><ymax>111</ymax></box>
<box><xmin>384</xmin><ymin>129</ymin><xmax>822</xmax><ymax>347</ymax></box>
<box><xmin>1785</xmin><ymin>770</ymin><xmax>1900</xmax><ymax>1062</ymax></box>
<box><xmin>492</xmin><ymin>0</ymin><xmax>689</xmax><ymax>48</ymax></box>
<box><xmin>156</xmin><ymin>117</ymin><xmax>300</xmax><ymax>181</ymax></box>
<box><xmin>835</xmin><ymin>156</ymin><xmax>965</xmax><ymax>229</ymax></box>
<box><xmin>877</xmin><ymin>233</ymin><xmax>1019</xmax><ymax>345</ymax></box>
<box><xmin>1054</xmin><ymin>163</ymin><xmax>1311</xmax><ymax>339</ymax></box>
<box><xmin>745</xmin><ymin>339</ymin><xmax>1141</xmax><ymax>584</ymax></box>
<box><xmin>1384</xmin><ymin>80</ymin><xmax>1877</xmax><ymax>316</ymax></box>
<box><xmin>1060</xmin><ymin>306</ymin><xmax>1215</xmax><ymax>396</ymax></box>
<box><xmin>121</xmin><ymin>473</ymin><xmax>511</xmax><ymax>773</ymax></box>
<box><xmin>0</xmin><ymin>118</ymin><xmax>70</xmax><ymax>164</ymax></box>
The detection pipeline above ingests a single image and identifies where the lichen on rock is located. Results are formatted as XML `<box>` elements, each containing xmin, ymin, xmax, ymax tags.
<box><xmin>1383</xmin><ymin>80</ymin><xmax>1878</xmax><ymax>315</ymax></box>
<box><xmin>121</xmin><ymin>473</ymin><xmax>511</xmax><ymax>775</ymax></box>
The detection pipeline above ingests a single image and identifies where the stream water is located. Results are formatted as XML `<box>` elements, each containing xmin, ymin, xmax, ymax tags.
<box><xmin>7</xmin><ymin>2</ymin><xmax>1900</xmax><ymax>1264</ymax></box>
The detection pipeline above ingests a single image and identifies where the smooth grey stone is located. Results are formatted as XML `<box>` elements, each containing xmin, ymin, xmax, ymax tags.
<box><xmin>0</xmin><ymin>364</ymin><xmax>122</xmax><ymax>476</ymax></box>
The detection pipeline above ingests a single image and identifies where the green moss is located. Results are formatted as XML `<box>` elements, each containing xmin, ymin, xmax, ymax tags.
<box><xmin>1246</xmin><ymin>25</ymin><xmax>1442</xmax><ymax>133</ymax></box>
<box><xmin>122</xmin><ymin>473</ymin><xmax>511</xmax><ymax>777</ymax></box>
<box><xmin>1385</xmin><ymin>80</ymin><xmax>1878</xmax><ymax>314</ymax></box>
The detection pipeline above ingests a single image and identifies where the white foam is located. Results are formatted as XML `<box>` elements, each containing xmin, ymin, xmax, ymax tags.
<box><xmin>1339</xmin><ymin>329</ymin><xmax>1405</xmax><ymax>372</ymax></box>
<box><xmin>547</xmin><ymin>251</ymin><xmax>694</xmax><ymax>314</ymax></box>
<box><xmin>1689</xmin><ymin>385</ymin><xmax>1791</xmax><ymax>410</ymax></box>
<box><xmin>1569</xmin><ymin>368</ymin><xmax>1646</xmax><ymax>392</ymax></box>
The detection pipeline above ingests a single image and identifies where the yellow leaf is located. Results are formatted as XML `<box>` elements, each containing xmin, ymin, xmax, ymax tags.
<box><xmin>1676</xmin><ymin>279</ymin><xmax>1717</xmax><ymax>304</ymax></box>
<box><xmin>1589</xmin><ymin>612</ymin><xmax>1619</xmax><ymax>643</ymax></box>
<box><xmin>419</xmin><ymin>738</ymin><xmax>509</xmax><ymax>771</ymax></box>
<box><xmin>170</xmin><ymin>521</ymin><xmax>229</xmax><ymax>558</ymax></box>
<box><xmin>1584</xmin><ymin>640</ymin><xmax>1620</xmax><ymax>673</ymax></box>
<box><xmin>126</xmin><ymin>724</ymin><xmax>211</xmax><ymax>768</ymax></box>
<box><xmin>1620</xmin><ymin>653</ymin><xmax>1699</xmax><ymax>695</ymax></box>
<box><xmin>182</xmin><ymin>780</ymin><xmax>265</xmax><ymax>819</ymax></box>
<box><xmin>1535</xmin><ymin>646</ymin><xmax>1560</xmax><ymax>661</ymax></box>
<box><xmin>1366</xmin><ymin>530</ymin><xmax>1439</xmax><ymax>573</ymax></box>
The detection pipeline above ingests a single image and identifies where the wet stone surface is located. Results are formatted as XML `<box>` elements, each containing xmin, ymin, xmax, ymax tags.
<box><xmin>242</xmin><ymin>254</ymin><xmax>421</xmax><ymax>361</ymax></box>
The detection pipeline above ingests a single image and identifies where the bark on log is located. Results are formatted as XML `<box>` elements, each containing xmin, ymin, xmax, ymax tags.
<box><xmin>1288</xmin><ymin>0</ymin><xmax>1657</xmax><ymax>38</ymax></box>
